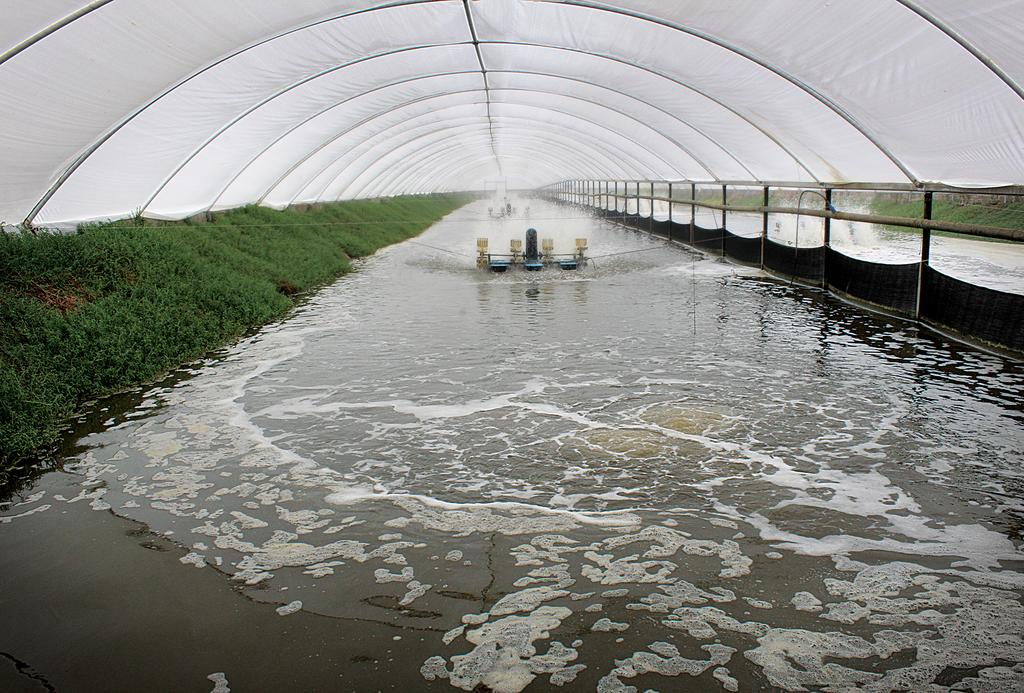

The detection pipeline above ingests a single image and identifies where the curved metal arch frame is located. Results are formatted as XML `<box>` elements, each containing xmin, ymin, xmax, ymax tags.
<box><xmin>320</xmin><ymin>108</ymin><xmax>673</xmax><ymax>199</ymax></box>
<box><xmin>353</xmin><ymin>128</ymin><xmax>641</xmax><ymax>198</ymax></box>
<box><xmin>280</xmin><ymin>101</ymin><xmax>648</xmax><ymax>205</ymax></box>
<box><xmin>272</xmin><ymin>95</ymin><xmax>491</xmax><ymax>205</ymax></box>
<box><xmin>0</xmin><ymin>0</ymin><xmax>115</xmax><ymax>66</ymax></box>
<box><xmin>339</xmin><ymin>120</ymin><xmax>657</xmax><ymax>200</ymax></box>
<box><xmin>215</xmin><ymin>68</ymin><xmax>741</xmax><ymax>211</ymax></box>
<box><xmin>22</xmin><ymin>0</ymin><xmax>454</xmax><ymax>224</ymax></box>
<box><xmin>165</xmin><ymin>37</ymin><xmax>827</xmax><ymax>216</ymax></box>
<box><xmin>397</xmin><ymin>148</ymin><xmax>599</xmax><ymax>197</ymax></box>
<box><xmin>15</xmin><ymin>0</ymin><xmax>1024</xmax><ymax>221</ymax></box>
<box><xmin>418</xmin><ymin>158</ymin><xmax>566</xmax><ymax>196</ymax></box>
<box><xmin>363</xmin><ymin>135</ymin><xmax>616</xmax><ymax>199</ymax></box>
<box><xmin>337</xmin><ymin>140</ymin><xmax>598</xmax><ymax>201</ymax></box>
<box><xmin>371</xmin><ymin>125</ymin><xmax>653</xmax><ymax>196</ymax></box>
<box><xmin>480</xmin><ymin>43</ymin><xmax>830</xmax><ymax>184</ymax></box>
<box><xmin>891</xmin><ymin>0</ymin><xmax>1024</xmax><ymax>103</ymax></box>
<box><xmin>228</xmin><ymin>37</ymin><xmax>829</xmax><ymax>211</ymax></box>
<box><xmin>278</xmin><ymin>109</ymin><xmax>610</xmax><ymax>205</ymax></box>
<box><xmin>461</xmin><ymin>0</ymin><xmax>501</xmax><ymax>179</ymax></box>
<box><xmin>303</xmin><ymin>121</ymin><xmax>630</xmax><ymax>202</ymax></box>
<box><xmin>35</xmin><ymin>23</ymin><xmax>840</xmax><ymax>219</ymax></box>
<box><xmin>410</xmin><ymin>154</ymin><xmax>569</xmax><ymax>194</ymax></box>
<box><xmin>138</xmin><ymin>41</ymin><xmax>480</xmax><ymax>214</ymax></box>
<box><xmin>39</xmin><ymin>37</ymin><xmax>841</xmax><ymax>220</ymax></box>
<box><xmin>278</xmin><ymin>114</ymin><xmax>502</xmax><ymax>202</ymax></box>
<box><xmin>336</xmin><ymin>120</ymin><xmax>656</xmax><ymax>199</ymax></box>
<box><xmin>488</xmin><ymin>72</ymin><xmax>754</xmax><ymax>178</ymax></box>
<box><xmin>286</xmin><ymin>97</ymin><xmax>700</xmax><ymax>204</ymax></box>
<box><xmin>537</xmin><ymin>0</ymin><xmax>922</xmax><ymax>182</ymax></box>
<box><xmin>208</xmin><ymin>74</ymin><xmax>484</xmax><ymax>209</ymax></box>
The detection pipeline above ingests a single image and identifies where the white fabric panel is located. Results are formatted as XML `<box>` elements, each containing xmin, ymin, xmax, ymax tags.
<box><xmin>489</xmin><ymin>103</ymin><xmax>681</xmax><ymax>176</ymax></box>
<box><xmin>298</xmin><ymin>112</ymin><xmax>496</xmax><ymax>202</ymax></box>
<box><xmin>0</xmin><ymin>0</ymin><xmax>86</xmax><ymax>55</ymax></box>
<box><xmin>480</xmin><ymin>44</ymin><xmax>817</xmax><ymax>184</ymax></box>
<box><xmin>290</xmin><ymin>100</ymin><xmax>649</xmax><ymax>202</ymax></box>
<box><xmin>487</xmin><ymin>72</ymin><xmax>753</xmax><ymax>180</ymax></box>
<box><xmin>219</xmin><ymin>74</ymin><xmax>485</xmax><ymax>211</ymax></box>
<box><xmin>264</xmin><ymin>92</ymin><xmax>489</xmax><ymax>207</ymax></box>
<box><xmin>36</xmin><ymin>1</ymin><xmax>469</xmax><ymax>223</ymax></box>
<box><xmin>587</xmin><ymin>0</ymin><xmax>1024</xmax><ymax>186</ymax></box>
<box><xmin>341</xmin><ymin>124</ymin><xmax>642</xmax><ymax>199</ymax></box>
<box><xmin>472</xmin><ymin>0</ymin><xmax>909</xmax><ymax>184</ymax></box>
<box><xmin>489</xmin><ymin>90</ymin><xmax>701</xmax><ymax>178</ymax></box>
<box><xmin>2</xmin><ymin>0</ymin><xmax>380</xmax><ymax>224</ymax></box>
<box><xmin>355</xmin><ymin>127</ymin><xmax>633</xmax><ymax>198</ymax></box>
<box><xmin>148</xmin><ymin>46</ymin><xmax>481</xmax><ymax>218</ymax></box>
<box><xmin>364</xmin><ymin>133</ymin><xmax>612</xmax><ymax>198</ymax></box>
<box><xmin>917</xmin><ymin>0</ymin><xmax>1024</xmax><ymax>94</ymax></box>
<box><xmin>2</xmin><ymin>0</ymin><xmax>1023</xmax><ymax>224</ymax></box>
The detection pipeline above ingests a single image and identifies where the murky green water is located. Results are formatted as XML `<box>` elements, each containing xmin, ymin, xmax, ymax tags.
<box><xmin>2</xmin><ymin>199</ymin><xmax>1023</xmax><ymax>692</ymax></box>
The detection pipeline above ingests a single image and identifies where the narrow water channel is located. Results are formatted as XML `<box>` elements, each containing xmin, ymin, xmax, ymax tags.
<box><xmin>2</xmin><ymin>199</ymin><xmax>1022</xmax><ymax>692</ymax></box>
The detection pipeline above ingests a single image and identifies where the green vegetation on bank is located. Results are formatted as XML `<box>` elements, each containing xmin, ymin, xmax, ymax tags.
<box><xmin>0</xmin><ymin>195</ymin><xmax>467</xmax><ymax>470</ymax></box>
<box><xmin>868</xmin><ymin>196</ymin><xmax>1024</xmax><ymax>240</ymax></box>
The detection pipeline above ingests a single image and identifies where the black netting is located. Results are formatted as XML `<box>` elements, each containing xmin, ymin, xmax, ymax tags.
<box><xmin>650</xmin><ymin>219</ymin><xmax>672</xmax><ymax>239</ymax></box>
<box><xmin>670</xmin><ymin>221</ymin><xmax>692</xmax><ymax>243</ymax></box>
<box><xmin>692</xmin><ymin>225</ymin><xmax>723</xmax><ymax>253</ymax></box>
<box><xmin>621</xmin><ymin>213</ymin><xmax>644</xmax><ymax>230</ymax></box>
<box><xmin>921</xmin><ymin>266</ymin><xmax>1024</xmax><ymax>351</ymax></box>
<box><xmin>763</xmin><ymin>239</ymin><xmax>824</xmax><ymax>283</ymax></box>
<box><xmin>723</xmin><ymin>230</ymin><xmax>761</xmax><ymax>265</ymax></box>
<box><xmin>826</xmin><ymin>249</ymin><xmax>919</xmax><ymax>315</ymax></box>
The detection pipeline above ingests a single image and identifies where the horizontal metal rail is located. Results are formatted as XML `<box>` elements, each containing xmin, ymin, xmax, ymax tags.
<box><xmin>554</xmin><ymin>179</ymin><xmax>1024</xmax><ymax>197</ymax></box>
<box><xmin>648</xmin><ymin>195</ymin><xmax>1024</xmax><ymax>242</ymax></box>
<box><xmin>549</xmin><ymin>183</ymin><xmax>1024</xmax><ymax>242</ymax></box>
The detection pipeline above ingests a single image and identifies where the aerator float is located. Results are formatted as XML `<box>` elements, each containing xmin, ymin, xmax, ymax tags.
<box><xmin>476</xmin><ymin>228</ymin><xmax>588</xmax><ymax>273</ymax></box>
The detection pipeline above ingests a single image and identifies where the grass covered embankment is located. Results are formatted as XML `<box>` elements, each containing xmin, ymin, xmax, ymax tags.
<box><xmin>0</xmin><ymin>195</ymin><xmax>467</xmax><ymax>471</ymax></box>
<box><xmin>869</xmin><ymin>196</ymin><xmax>1024</xmax><ymax>241</ymax></box>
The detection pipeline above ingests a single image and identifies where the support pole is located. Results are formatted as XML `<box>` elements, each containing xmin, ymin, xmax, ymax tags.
<box><xmin>916</xmin><ymin>191</ymin><xmax>933</xmax><ymax>319</ymax></box>
<box><xmin>822</xmin><ymin>188</ymin><xmax>832</xmax><ymax>288</ymax></box>
<box><xmin>650</xmin><ymin>181</ymin><xmax>655</xmax><ymax>233</ymax></box>
<box><xmin>668</xmin><ymin>182</ymin><xmax>673</xmax><ymax>242</ymax></box>
<box><xmin>761</xmin><ymin>186</ymin><xmax>769</xmax><ymax>269</ymax></box>
<box><xmin>690</xmin><ymin>183</ymin><xmax>696</xmax><ymax>245</ymax></box>
<box><xmin>721</xmin><ymin>184</ymin><xmax>728</xmax><ymax>257</ymax></box>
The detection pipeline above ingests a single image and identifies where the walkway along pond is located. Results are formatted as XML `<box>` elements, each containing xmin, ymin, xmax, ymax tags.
<box><xmin>2</xmin><ymin>198</ymin><xmax>1023</xmax><ymax>691</ymax></box>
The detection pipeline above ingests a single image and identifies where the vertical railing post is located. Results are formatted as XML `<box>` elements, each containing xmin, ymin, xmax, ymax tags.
<box><xmin>823</xmin><ymin>188</ymin><xmax>833</xmax><ymax>288</ymax></box>
<box><xmin>721</xmin><ymin>184</ymin><xmax>728</xmax><ymax>257</ymax></box>
<box><xmin>667</xmin><ymin>182</ymin><xmax>673</xmax><ymax>242</ymax></box>
<box><xmin>761</xmin><ymin>186</ymin><xmax>769</xmax><ymax>269</ymax></box>
<box><xmin>916</xmin><ymin>191</ymin><xmax>933</xmax><ymax>320</ymax></box>
<box><xmin>650</xmin><ymin>181</ymin><xmax>655</xmax><ymax>233</ymax></box>
<box><xmin>690</xmin><ymin>182</ymin><xmax>696</xmax><ymax>245</ymax></box>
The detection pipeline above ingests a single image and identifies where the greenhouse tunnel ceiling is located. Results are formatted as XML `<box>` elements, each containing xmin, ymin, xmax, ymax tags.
<box><xmin>2</xmin><ymin>0</ymin><xmax>1024</xmax><ymax>227</ymax></box>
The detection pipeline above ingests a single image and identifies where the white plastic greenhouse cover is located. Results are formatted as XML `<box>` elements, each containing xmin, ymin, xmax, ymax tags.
<box><xmin>2</xmin><ymin>0</ymin><xmax>1023</xmax><ymax>226</ymax></box>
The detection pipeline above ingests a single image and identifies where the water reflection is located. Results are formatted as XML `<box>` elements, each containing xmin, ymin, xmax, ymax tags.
<box><xmin>2</xmin><ymin>197</ymin><xmax>1022</xmax><ymax>692</ymax></box>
